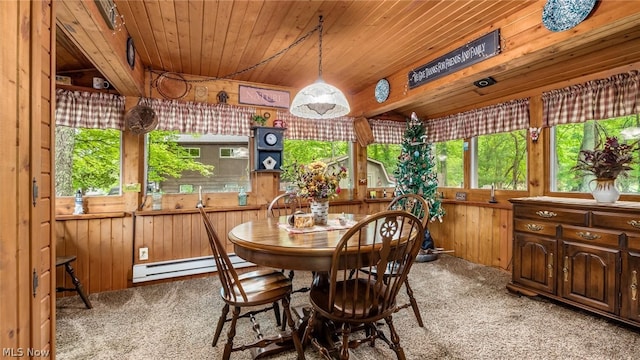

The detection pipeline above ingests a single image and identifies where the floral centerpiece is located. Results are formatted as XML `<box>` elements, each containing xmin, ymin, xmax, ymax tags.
<box><xmin>571</xmin><ymin>136</ymin><xmax>638</xmax><ymax>203</ymax></box>
<box><xmin>284</xmin><ymin>160</ymin><xmax>348</xmax><ymax>200</ymax></box>
<box><xmin>282</xmin><ymin>160</ymin><xmax>348</xmax><ymax>225</ymax></box>
<box><xmin>571</xmin><ymin>136</ymin><xmax>637</xmax><ymax>179</ymax></box>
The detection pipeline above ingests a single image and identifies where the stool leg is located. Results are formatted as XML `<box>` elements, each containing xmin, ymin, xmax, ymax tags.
<box><xmin>64</xmin><ymin>263</ymin><xmax>92</xmax><ymax>309</ymax></box>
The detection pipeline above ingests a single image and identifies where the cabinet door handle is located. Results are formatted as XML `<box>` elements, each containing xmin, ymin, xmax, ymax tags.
<box><xmin>563</xmin><ymin>256</ymin><xmax>569</xmax><ymax>282</ymax></box>
<box><xmin>547</xmin><ymin>253</ymin><xmax>553</xmax><ymax>278</ymax></box>
<box><xmin>536</xmin><ymin>210</ymin><xmax>557</xmax><ymax>218</ymax></box>
<box><xmin>632</xmin><ymin>270</ymin><xmax>638</xmax><ymax>302</ymax></box>
<box><xmin>576</xmin><ymin>231</ymin><xmax>600</xmax><ymax>240</ymax></box>
<box><xmin>526</xmin><ymin>223</ymin><xmax>543</xmax><ymax>232</ymax></box>
<box><xmin>628</xmin><ymin>220</ymin><xmax>640</xmax><ymax>229</ymax></box>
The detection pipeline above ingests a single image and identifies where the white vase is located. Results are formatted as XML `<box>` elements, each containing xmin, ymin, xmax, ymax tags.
<box><xmin>310</xmin><ymin>199</ymin><xmax>329</xmax><ymax>225</ymax></box>
<box><xmin>591</xmin><ymin>178</ymin><xmax>620</xmax><ymax>204</ymax></box>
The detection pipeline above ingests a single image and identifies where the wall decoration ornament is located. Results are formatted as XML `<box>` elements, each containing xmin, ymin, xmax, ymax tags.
<box><xmin>239</xmin><ymin>85</ymin><xmax>290</xmax><ymax>108</ymax></box>
<box><xmin>529</xmin><ymin>127</ymin><xmax>542</xmax><ymax>142</ymax></box>
<box><xmin>542</xmin><ymin>0</ymin><xmax>597</xmax><ymax>32</ymax></box>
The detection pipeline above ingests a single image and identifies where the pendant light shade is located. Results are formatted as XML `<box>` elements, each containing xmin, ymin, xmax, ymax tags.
<box><xmin>290</xmin><ymin>16</ymin><xmax>350</xmax><ymax>119</ymax></box>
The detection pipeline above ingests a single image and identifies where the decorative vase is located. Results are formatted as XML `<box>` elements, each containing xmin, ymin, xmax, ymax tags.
<box><xmin>590</xmin><ymin>178</ymin><xmax>620</xmax><ymax>204</ymax></box>
<box><xmin>310</xmin><ymin>198</ymin><xmax>329</xmax><ymax>225</ymax></box>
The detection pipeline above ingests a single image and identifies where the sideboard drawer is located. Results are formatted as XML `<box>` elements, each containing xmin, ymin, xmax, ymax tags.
<box><xmin>561</xmin><ymin>225</ymin><xmax>621</xmax><ymax>247</ymax></box>
<box><xmin>628</xmin><ymin>235</ymin><xmax>640</xmax><ymax>252</ymax></box>
<box><xmin>514</xmin><ymin>206</ymin><xmax>588</xmax><ymax>226</ymax></box>
<box><xmin>592</xmin><ymin>211</ymin><xmax>640</xmax><ymax>233</ymax></box>
<box><xmin>514</xmin><ymin>219</ymin><xmax>557</xmax><ymax>237</ymax></box>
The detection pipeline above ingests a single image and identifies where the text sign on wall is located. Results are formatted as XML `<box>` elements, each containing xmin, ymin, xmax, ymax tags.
<box><xmin>408</xmin><ymin>29</ymin><xmax>501</xmax><ymax>89</ymax></box>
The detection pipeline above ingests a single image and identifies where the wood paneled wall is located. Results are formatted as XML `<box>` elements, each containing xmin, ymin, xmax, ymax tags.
<box><xmin>1</xmin><ymin>0</ymin><xmax>56</xmax><ymax>354</ymax></box>
<box><xmin>429</xmin><ymin>202</ymin><xmax>513</xmax><ymax>271</ymax></box>
<box><xmin>55</xmin><ymin>198</ymin><xmax>514</xmax><ymax>295</ymax></box>
<box><xmin>55</xmin><ymin>214</ymin><xmax>133</xmax><ymax>294</ymax></box>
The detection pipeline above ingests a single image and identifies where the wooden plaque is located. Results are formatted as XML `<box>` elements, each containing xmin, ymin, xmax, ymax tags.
<box><xmin>354</xmin><ymin>117</ymin><xmax>374</xmax><ymax>147</ymax></box>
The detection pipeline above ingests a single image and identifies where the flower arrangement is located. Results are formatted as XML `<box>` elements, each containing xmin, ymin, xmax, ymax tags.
<box><xmin>283</xmin><ymin>160</ymin><xmax>348</xmax><ymax>200</ymax></box>
<box><xmin>571</xmin><ymin>136</ymin><xmax>637</xmax><ymax>180</ymax></box>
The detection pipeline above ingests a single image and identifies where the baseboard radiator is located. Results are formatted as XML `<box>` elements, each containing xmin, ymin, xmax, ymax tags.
<box><xmin>132</xmin><ymin>254</ymin><xmax>254</xmax><ymax>283</ymax></box>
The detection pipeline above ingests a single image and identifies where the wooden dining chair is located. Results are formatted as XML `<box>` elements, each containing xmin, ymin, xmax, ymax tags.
<box><xmin>303</xmin><ymin>210</ymin><xmax>424</xmax><ymax>360</ymax></box>
<box><xmin>267</xmin><ymin>192</ymin><xmax>310</xmax><ymax>298</ymax></box>
<box><xmin>198</xmin><ymin>207</ymin><xmax>304</xmax><ymax>360</ymax></box>
<box><xmin>385</xmin><ymin>193</ymin><xmax>430</xmax><ymax>327</ymax></box>
<box><xmin>267</xmin><ymin>192</ymin><xmax>304</xmax><ymax>219</ymax></box>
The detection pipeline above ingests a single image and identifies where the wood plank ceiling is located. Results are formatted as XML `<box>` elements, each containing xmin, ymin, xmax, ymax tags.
<box><xmin>56</xmin><ymin>0</ymin><xmax>640</xmax><ymax>120</ymax></box>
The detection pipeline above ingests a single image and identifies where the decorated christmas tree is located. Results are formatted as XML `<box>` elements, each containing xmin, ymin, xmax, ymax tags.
<box><xmin>394</xmin><ymin>112</ymin><xmax>445</xmax><ymax>223</ymax></box>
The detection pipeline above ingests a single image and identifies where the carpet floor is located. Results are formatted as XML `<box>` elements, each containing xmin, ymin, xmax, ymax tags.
<box><xmin>56</xmin><ymin>255</ymin><xmax>640</xmax><ymax>359</ymax></box>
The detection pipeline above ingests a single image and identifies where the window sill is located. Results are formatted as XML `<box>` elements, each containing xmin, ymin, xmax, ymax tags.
<box><xmin>134</xmin><ymin>205</ymin><xmax>262</xmax><ymax>216</ymax></box>
<box><xmin>56</xmin><ymin>212</ymin><xmax>129</xmax><ymax>220</ymax></box>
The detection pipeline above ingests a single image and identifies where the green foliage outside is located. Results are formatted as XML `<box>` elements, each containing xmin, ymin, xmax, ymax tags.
<box><xmin>434</xmin><ymin>139</ymin><xmax>464</xmax><ymax>188</ymax></box>
<box><xmin>477</xmin><ymin>130</ymin><xmax>528</xmax><ymax>190</ymax></box>
<box><xmin>367</xmin><ymin>144</ymin><xmax>402</xmax><ymax>182</ymax></box>
<box><xmin>147</xmin><ymin>130</ymin><xmax>214</xmax><ymax>185</ymax></box>
<box><xmin>70</xmin><ymin>128</ymin><xmax>122</xmax><ymax>194</ymax></box>
<box><xmin>56</xmin><ymin>128</ymin><xmax>213</xmax><ymax>196</ymax></box>
<box><xmin>282</xmin><ymin>139</ymin><xmax>348</xmax><ymax>166</ymax></box>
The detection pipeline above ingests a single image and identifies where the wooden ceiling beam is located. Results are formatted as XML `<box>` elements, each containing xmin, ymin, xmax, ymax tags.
<box><xmin>56</xmin><ymin>0</ymin><xmax>144</xmax><ymax>96</ymax></box>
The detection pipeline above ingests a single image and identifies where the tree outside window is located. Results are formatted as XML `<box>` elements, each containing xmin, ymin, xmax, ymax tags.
<box><xmin>474</xmin><ymin>130</ymin><xmax>528</xmax><ymax>190</ymax></box>
<box><xmin>434</xmin><ymin>140</ymin><xmax>464</xmax><ymax>188</ymax></box>
<box><xmin>55</xmin><ymin>127</ymin><xmax>122</xmax><ymax>196</ymax></box>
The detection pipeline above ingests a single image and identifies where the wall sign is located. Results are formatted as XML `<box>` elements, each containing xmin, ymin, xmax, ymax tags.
<box><xmin>239</xmin><ymin>85</ymin><xmax>290</xmax><ymax>109</ymax></box>
<box><xmin>408</xmin><ymin>29</ymin><xmax>501</xmax><ymax>89</ymax></box>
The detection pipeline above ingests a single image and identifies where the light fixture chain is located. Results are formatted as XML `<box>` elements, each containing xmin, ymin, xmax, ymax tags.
<box><xmin>318</xmin><ymin>15</ymin><xmax>323</xmax><ymax>79</ymax></box>
<box><xmin>150</xmin><ymin>23</ymin><xmax>320</xmax><ymax>83</ymax></box>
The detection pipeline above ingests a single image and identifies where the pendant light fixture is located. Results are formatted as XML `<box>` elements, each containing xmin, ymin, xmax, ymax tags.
<box><xmin>290</xmin><ymin>16</ymin><xmax>350</xmax><ymax>119</ymax></box>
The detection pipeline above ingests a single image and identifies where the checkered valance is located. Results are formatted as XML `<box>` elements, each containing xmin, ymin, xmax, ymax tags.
<box><xmin>425</xmin><ymin>98</ymin><xmax>530</xmax><ymax>142</ymax></box>
<box><xmin>55</xmin><ymin>89</ymin><xmax>125</xmax><ymax>129</ymax></box>
<box><xmin>370</xmin><ymin>120</ymin><xmax>406</xmax><ymax>144</ymax></box>
<box><xmin>141</xmin><ymin>98</ymin><xmax>255</xmax><ymax>136</ymax></box>
<box><xmin>275</xmin><ymin>110</ymin><xmax>356</xmax><ymax>141</ymax></box>
<box><xmin>542</xmin><ymin>70</ymin><xmax>640</xmax><ymax>126</ymax></box>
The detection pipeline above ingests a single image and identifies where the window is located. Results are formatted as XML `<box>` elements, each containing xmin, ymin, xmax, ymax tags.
<box><xmin>472</xmin><ymin>130</ymin><xmax>527</xmax><ymax>190</ymax></box>
<box><xmin>281</xmin><ymin>140</ymin><xmax>354</xmax><ymax>192</ymax></box>
<box><xmin>552</xmin><ymin>116</ymin><xmax>640</xmax><ymax>194</ymax></box>
<box><xmin>367</xmin><ymin>144</ymin><xmax>402</xmax><ymax>187</ymax></box>
<box><xmin>182</xmin><ymin>147</ymin><xmax>201</xmax><ymax>158</ymax></box>
<box><xmin>55</xmin><ymin>127</ymin><xmax>122</xmax><ymax>196</ymax></box>
<box><xmin>434</xmin><ymin>139</ymin><xmax>464</xmax><ymax>188</ymax></box>
<box><xmin>146</xmin><ymin>131</ymin><xmax>249</xmax><ymax>194</ymax></box>
<box><xmin>219</xmin><ymin>147</ymin><xmax>249</xmax><ymax>159</ymax></box>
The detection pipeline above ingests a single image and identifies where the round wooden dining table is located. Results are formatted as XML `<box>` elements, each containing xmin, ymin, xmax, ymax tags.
<box><xmin>228</xmin><ymin>213</ymin><xmax>366</xmax><ymax>273</ymax></box>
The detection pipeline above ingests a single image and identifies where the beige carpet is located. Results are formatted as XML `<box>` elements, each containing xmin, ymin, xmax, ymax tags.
<box><xmin>56</xmin><ymin>255</ymin><xmax>640</xmax><ymax>359</ymax></box>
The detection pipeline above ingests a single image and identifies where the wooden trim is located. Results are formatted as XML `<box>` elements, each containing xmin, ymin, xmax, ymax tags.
<box><xmin>56</xmin><ymin>212</ymin><xmax>129</xmax><ymax>220</ymax></box>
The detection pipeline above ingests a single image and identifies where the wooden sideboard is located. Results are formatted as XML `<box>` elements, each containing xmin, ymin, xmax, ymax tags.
<box><xmin>508</xmin><ymin>197</ymin><xmax>640</xmax><ymax>329</ymax></box>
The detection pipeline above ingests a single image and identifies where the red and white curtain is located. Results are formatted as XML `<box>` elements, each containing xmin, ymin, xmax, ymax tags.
<box><xmin>369</xmin><ymin>119</ymin><xmax>407</xmax><ymax>144</ymax></box>
<box><xmin>141</xmin><ymin>98</ymin><xmax>255</xmax><ymax>136</ymax></box>
<box><xmin>543</xmin><ymin>70</ymin><xmax>640</xmax><ymax>126</ymax></box>
<box><xmin>55</xmin><ymin>89</ymin><xmax>125</xmax><ymax>129</ymax></box>
<box><xmin>275</xmin><ymin>110</ymin><xmax>356</xmax><ymax>141</ymax></box>
<box><xmin>425</xmin><ymin>98</ymin><xmax>530</xmax><ymax>142</ymax></box>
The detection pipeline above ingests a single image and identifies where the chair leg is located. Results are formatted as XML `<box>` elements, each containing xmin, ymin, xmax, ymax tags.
<box><xmin>302</xmin><ymin>308</ymin><xmax>317</xmax><ymax>346</ymax></box>
<box><xmin>403</xmin><ymin>278</ymin><xmax>424</xmax><ymax>327</ymax></box>
<box><xmin>339</xmin><ymin>322</ymin><xmax>351</xmax><ymax>360</ymax></box>
<box><xmin>222</xmin><ymin>306</ymin><xmax>240</xmax><ymax>360</ymax></box>
<box><xmin>272</xmin><ymin>301</ymin><xmax>282</xmax><ymax>327</ymax></box>
<box><xmin>384</xmin><ymin>316</ymin><xmax>406</xmax><ymax>360</ymax></box>
<box><xmin>212</xmin><ymin>303</ymin><xmax>229</xmax><ymax>347</ymax></box>
<box><xmin>64</xmin><ymin>262</ymin><xmax>92</xmax><ymax>309</ymax></box>
<box><xmin>282</xmin><ymin>296</ymin><xmax>305</xmax><ymax>360</ymax></box>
